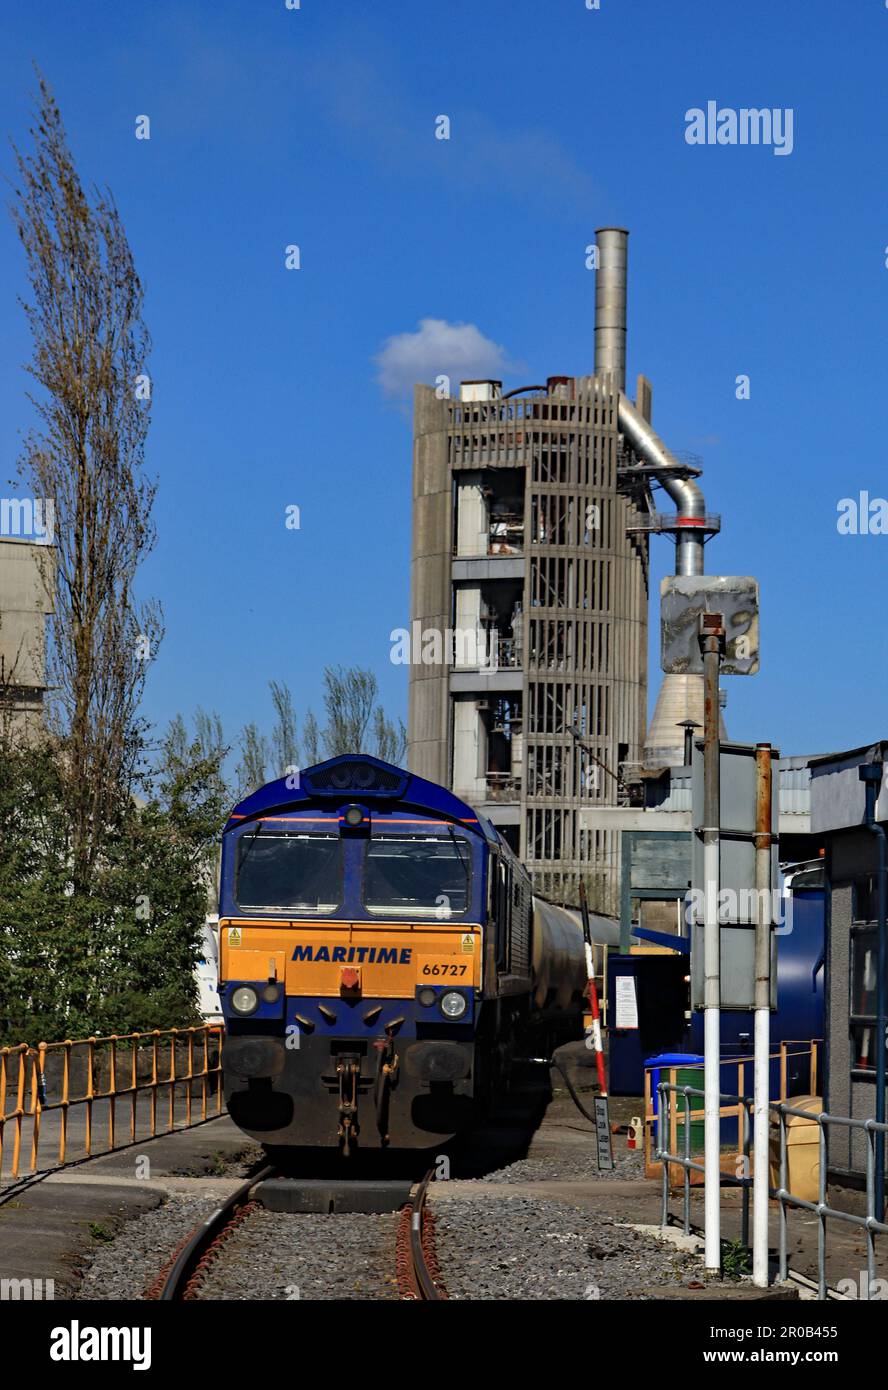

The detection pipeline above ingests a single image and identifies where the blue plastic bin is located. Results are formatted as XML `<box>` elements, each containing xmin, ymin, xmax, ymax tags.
<box><xmin>647</xmin><ymin>1052</ymin><xmax>704</xmax><ymax>1117</ymax></box>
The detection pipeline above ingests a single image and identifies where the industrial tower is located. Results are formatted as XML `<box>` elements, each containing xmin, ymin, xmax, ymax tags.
<box><xmin>406</xmin><ymin>228</ymin><xmax>717</xmax><ymax>914</ymax></box>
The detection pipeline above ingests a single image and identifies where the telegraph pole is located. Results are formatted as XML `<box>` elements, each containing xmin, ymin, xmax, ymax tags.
<box><xmin>753</xmin><ymin>743</ymin><xmax>773</xmax><ymax>1286</ymax></box>
<box><xmin>662</xmin><ymin>576</ymin><xmax>760</xmax><ymax>1274</ymax></box>
<box><xmin>699</xmin><ymin>612</ymin><xmax>725</xmax><ymax>1273</ymax></box>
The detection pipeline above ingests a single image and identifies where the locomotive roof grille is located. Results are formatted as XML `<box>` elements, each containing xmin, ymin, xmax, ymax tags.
<box><xmin>302</xmin><ymin>759</ymin><xmax>407</xmax><ymax>798</ymax></box>
<box><xmin>224</xmin><ymin>753</ymin><xmax>503</xmax><ymax>844</ymax></box>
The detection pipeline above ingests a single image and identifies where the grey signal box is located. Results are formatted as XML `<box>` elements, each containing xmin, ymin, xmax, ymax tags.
<box><xmin>661</xmin><ymin>575</ymin><xmax>760</xmax><ymax>676</ymax></box>
<box><xmin>689</xmin><ymin>740</ymin><xmax>779</xmax><ymax>1010</ymax></box>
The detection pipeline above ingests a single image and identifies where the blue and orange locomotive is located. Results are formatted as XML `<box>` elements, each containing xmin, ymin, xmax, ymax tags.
<box><xmin>218</xmin><ymin>754</ymin><xmax>591</xmax><ymax>1155</ymax></box>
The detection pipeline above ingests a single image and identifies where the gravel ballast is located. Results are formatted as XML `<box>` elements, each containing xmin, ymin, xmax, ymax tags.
<box><xmin>78</xmin><ymin>1193</ymin><xmax>218</xmax><ymax>1300</ymax></box>
<box><xmin>431</xmin><ymin>1193</ymin><xmax>701</xmax><ymax>1300</ymax></box>
<box><xmin>196</xmin><ymin>1210</ymin><xmax>400</xmax><ymax>1301</ymax></box>
<box><xmin>473</xmin><ymin>1142</ymin><xmax>645</xmax><ymax>1184</ymax></box>
<box><xmin>79</xmin><ymin>1195</ymin><xmax>402</xmax><ymax>1301</ymax></box>
<box><xmin>72</xmin><ymin>1067</ymin><xmax>712</xmax><ymax>1301</ymax></box>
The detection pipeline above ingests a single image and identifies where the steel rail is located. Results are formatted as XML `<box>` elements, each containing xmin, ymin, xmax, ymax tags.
<box><xmin>408</xmin><ymin>1168</ymin><xmax>444</xmax><ymax>1301</ymax></box>
<box><xmin>158</xmin><ymin>1163</ymin><xmax>276</xmax><ymax>1301</ymax></box>
<box><xmin>160</xmin><ymin>1163</ymin><xmax>444</xmax><ymax>1302</ymax></box>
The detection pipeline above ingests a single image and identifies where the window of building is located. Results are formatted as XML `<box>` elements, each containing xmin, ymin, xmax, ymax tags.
<box><xmin>850</xmin><ymin>880</ymin><xmax>884</xmax><ymax>1076</ymax></box>
<box><xmin>853</xmin><ymin>876</ymin><xmax>879</xmax><ymax>924</ymax></box>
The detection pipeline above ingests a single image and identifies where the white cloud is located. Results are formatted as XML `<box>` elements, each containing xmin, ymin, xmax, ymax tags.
<box><xmin>374</xmin><ymin>318</ymin><xmax>515</xmax><ymax>399</ymax></box>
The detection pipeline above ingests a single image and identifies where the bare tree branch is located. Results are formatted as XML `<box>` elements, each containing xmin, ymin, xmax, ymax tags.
<box><xmin>10</xmin><ymin>73</ymin><xmax>161</xmax><ymax>886</ymax></box>
<box><xmin>269</xmin><ymin>679</ymin><xmax>298</xmax><ymax>776</ymax></box>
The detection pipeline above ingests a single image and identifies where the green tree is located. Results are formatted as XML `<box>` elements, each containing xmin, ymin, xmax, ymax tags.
<box><xmin>1</xmin><ymin>80</ymin><xmax>228</xmax><ymax>1043</ymax></box>
<box><xmin>301</xmin><ymin>708</ymin><xmax>322</xmax><ymax>765</ymax></box>
<box><xmin>371</xmin><ymin>704</ymin><xmax>406</xmax><ymax>765</ymax></box>
<box><xmin>0</xmin><ymin>727</ymin><xmax>228</xmax><ymax>1042</ymax></box>
<box><xmin>11</xmin><ymin>74</ymin><xmax>161</xmax><ymax>890</ymax></box>
<box><xmin>231</xmin><ymin>670</ymin><xmax>404</xmax><ymax>796</ymax></box>
<box><xmin>320</xmin><ymin>666</ymin><xmax>377</xmax><ymax>752</ymax></box>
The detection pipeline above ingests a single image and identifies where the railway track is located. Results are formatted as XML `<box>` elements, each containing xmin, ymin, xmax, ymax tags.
<box><xmin>396</xmin><ymin>1168</ymin><xmax>446</xmax><ymax>1301</ymax></box>
<box><xmin>152</xmin><ymin>1167</ymin><xmax>446</xmax><ymax>1301</ymax></box>
<box><xmin>152</xmin><ymin>1162</ymin><xmax>276</xmax><ymax>1301</ymax></box>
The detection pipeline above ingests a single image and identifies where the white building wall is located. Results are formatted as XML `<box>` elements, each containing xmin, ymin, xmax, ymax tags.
<box><xmin>453</xmin><ymin>586</ymin><xmax>484</xmax><ymax>668</ymax></box>
<box><xmin>452</xmin><ymin>698</ymin><xmax>486</xmax><ymax>801</ymax></box>
<box><xmin>456</xmin><ymin>476</ymin><xmax>488</xmax><ymax>557</ymax></box>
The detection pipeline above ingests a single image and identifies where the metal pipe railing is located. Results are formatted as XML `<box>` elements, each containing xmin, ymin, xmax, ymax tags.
<box><xmin>656</xmin><ymin>1082</ymin><xmax>752</xmax><ymax>1251</ymax></box>
<box><xmin>0</xmin><ymin>1026</ymin><xmax>223</xmax><ymax>1181</ymax></box>
<box><xmin>773</xmin><ymin>1104</ymin><xmax>888</xmax><ymax>1300</ymax></box>
<box><xmin>655</xmin><ymin>1080</ymin><xmax>888</xmax><ymax>1299</ymax></box>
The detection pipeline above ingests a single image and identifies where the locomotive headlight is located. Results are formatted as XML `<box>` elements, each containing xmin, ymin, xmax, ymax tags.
<box><xmin>343</xmin><ymin>804</ymin><xmax>364</xmax><ymax>827</ymax></box>
<box><xmin>231</xmin><ymin>986</ymin><xmax>259</xmax><ymax>1015</ymax></box>
<box><xmin>440</xmin><ymin>991</ymin><xmax>468</xmax><ymax>1020</ymax></box>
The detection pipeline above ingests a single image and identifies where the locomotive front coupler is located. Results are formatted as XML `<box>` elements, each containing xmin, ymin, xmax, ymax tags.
<box><xmin>336</xmin><ymin>1052</ymin><xmax>363</xmax><ymax>1157</ymax></box>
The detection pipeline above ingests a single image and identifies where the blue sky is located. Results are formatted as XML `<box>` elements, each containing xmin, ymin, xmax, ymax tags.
<box><xmin>0</xmin><ymin>0</ymin><xmax>885</xmax><ymax>764</ymax></box>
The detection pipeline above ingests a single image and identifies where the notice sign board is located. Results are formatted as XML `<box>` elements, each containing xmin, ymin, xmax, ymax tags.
<box><xmin>689</xmin><ymin>739</ymin><xmax>779</xmax><ymax>1010</ymax></box>
<box><xmin>594</xmin><ymin>1096</ymin><xmax>614</xmax><ymax>1171</ymax></box>
<box><xmin>614</xmin><ymin>975</ymin><xmax>639</xmax><ymax>1029</ymax></box>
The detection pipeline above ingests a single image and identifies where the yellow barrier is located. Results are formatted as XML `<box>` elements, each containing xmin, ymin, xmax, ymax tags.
<box><xmin>0</xmin><ymin>1025</ymin><xmax>224</xmax><ymax>1181</ymax></box>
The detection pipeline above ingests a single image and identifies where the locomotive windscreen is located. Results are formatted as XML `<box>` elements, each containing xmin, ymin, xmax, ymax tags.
<box><xmin>235</xmin><ymin>832</ymin><xmax>341</xmax><ymax>912</ymax></box>
<box><xmin>363</xmin><ymin>834</ymin><xmax>470</xmax><ymax>916</ymax></box>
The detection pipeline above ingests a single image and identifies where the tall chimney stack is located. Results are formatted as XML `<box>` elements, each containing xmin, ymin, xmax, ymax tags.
<box><xmin>594</xmin><ymin>227</ymin><xmax>628</xmax><ymax>391</ymax></box>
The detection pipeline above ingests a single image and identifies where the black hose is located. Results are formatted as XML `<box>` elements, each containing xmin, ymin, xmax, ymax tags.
<box><xmin>548</xmin><ymin>1060</ymin><xmax>600</xmax><ymax>1127</ymax></box>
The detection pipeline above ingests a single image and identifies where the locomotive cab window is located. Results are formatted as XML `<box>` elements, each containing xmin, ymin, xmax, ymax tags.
<box><xmin>363</xmin><ymin>834</ymin><xmax>471</xmax><ymax>917</ymax></box>
<box><xmin>235</xmin><ymin>832</ymin><xmax>342</xmax><ymax>913</ymax></box>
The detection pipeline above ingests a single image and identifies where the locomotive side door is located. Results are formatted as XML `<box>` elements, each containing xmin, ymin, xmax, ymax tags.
<box><xmin>495</xmin><ymin>855</ymin><xmax>511</xmax><ymax>972</ymax></box>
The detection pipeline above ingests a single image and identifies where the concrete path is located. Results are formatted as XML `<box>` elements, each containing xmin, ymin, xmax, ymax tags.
<box><xmin>0</xmin><ymin>1115</ymin><xmax>254</xmax><ymax>1296</ymax></box>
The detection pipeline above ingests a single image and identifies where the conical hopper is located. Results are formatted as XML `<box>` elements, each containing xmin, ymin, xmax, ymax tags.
<box><xmin>644</xmin><ymin>672</ymin><xmax>727</xmax><ymax>769</ymax></box>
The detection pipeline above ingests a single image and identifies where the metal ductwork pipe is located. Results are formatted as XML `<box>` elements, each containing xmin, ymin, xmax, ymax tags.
<box><xmin>593</xmin><ymin>227</ymin><xmax>707</xmax><ymax>578</ymax></box>
<box><xmin>617</xmin><ymin>396</ymin><xmax>706</xmax><ymax>577</ymax></box>
<box><xmin>593</xmin><ymin>227</ymin><xmax>717</xmax><ymax>764</ymax></box>
<box><xmin>594</xmin><ymin>227</ymin><xmax>628</xmax><ymax>392</ymax></box>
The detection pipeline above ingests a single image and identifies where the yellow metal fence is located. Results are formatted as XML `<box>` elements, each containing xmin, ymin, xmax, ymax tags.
<box><xmin>0</xmin><ymin>1025</ymin><xmax>223</xmax><ymax>1182</ymax></box>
